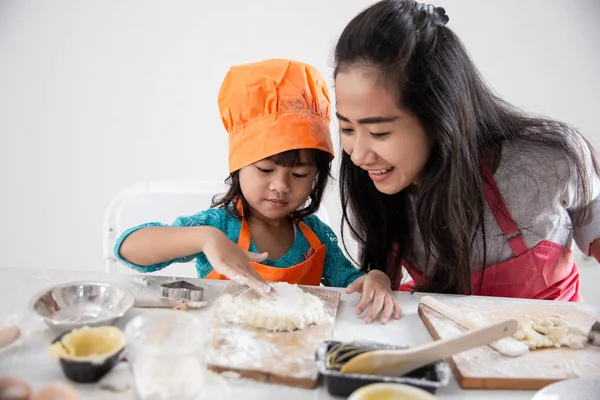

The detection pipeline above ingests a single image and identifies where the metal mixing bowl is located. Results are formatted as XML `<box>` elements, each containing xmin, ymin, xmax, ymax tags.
<box><xmin>30</xmin><ymin>281</ymin><xmax>135</xmax><ymax>332</ymax></box>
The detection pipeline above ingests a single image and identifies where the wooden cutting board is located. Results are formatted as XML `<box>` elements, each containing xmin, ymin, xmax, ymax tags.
<box><xmin>418</xmin><ymin>295</ymin><xmax>600</xmax><ymax>390</ymax></box>
<box><xmin>206</xmin><ymin>282</ymin><xmax>341</xmax><ymax>389</ymax></box>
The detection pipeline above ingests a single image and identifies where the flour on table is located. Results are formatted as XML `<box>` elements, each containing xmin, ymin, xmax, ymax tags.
<box><xmin>218</xmin><ymin>282</ymin><xmax>326</xmax><ymax>331</ymax></box>
<box><xmin>514</xmin><ymin>316</ymin><xmax>588</xmax><ymax>350</ymax></box>
<box><xmin>133</xmin><ymin>276</ymin><xmax>154</xmax><ymax>286</ymax></box>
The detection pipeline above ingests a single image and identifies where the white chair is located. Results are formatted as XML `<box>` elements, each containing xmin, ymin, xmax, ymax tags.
<box><xmin>103</xmin><ymin>181</ymin><xmax>331</xmax><ymax>278</ymax></box>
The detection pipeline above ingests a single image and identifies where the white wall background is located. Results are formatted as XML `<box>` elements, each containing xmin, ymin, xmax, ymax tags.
<box><xmin>0</xmin><ymin>1</ymin><xmax>599</xmax><ymax>299</ymax></box>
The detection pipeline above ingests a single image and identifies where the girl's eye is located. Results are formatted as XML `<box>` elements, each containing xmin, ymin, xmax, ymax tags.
<box><xmin>339</xmin><ymin>127</ymin><xmax>354</xmax><ymax>135</ymax></box>
<box><xmin>256</xmin><ymin>167</ymin><xmax>273</xmax><ymax>173</ymax></box>
<box><xmin>370</xmin><ymin>132</ymin><xmax>390</xmax><ymax>138</ymax></box>
<box><xmin>292</xmin><ymin>173</ymin><xmax>309</xmax><ymax>178</ymax></box>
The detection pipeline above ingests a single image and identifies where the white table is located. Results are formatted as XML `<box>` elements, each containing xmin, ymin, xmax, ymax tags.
<box><xmin>0</xmin><ymin>268</ymin><xmax>540</xmax><ymax>399</ymax></box>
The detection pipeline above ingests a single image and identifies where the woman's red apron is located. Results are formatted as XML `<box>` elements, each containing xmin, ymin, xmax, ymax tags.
<box><xmin>400</xmin><ymin>162</ymin><xmax>582</xmax><ymax>301</ymax></box>
<box><xmin>206</xmin><ymin>204</ymin><xmax>326</xmax><ymax>285</ymax></box>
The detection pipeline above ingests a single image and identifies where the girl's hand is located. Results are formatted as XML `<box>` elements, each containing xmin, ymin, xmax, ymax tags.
<box><xmin>344</xmin><ymin>270</ymin><xmax>401</xmax><ymax>324</ymax></box>
<box><xmin>203</xmin><ymin>229</ymin><xmax>276</xmax><ymax>299</ymax></box>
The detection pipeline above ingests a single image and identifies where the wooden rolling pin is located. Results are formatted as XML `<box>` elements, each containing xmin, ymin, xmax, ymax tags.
<box><xmin>419</xmin><ymin>295</ymin><xmax>529</xmax><ymax>357</ymax></box>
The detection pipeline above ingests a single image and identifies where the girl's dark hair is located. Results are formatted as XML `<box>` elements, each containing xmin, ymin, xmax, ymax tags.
<box><xmin>212</xmin><ymin>149</ymin><xmax>331</xmax><ymax>221</ymax></box>
<box><xmin>334</xmin><ymin>0</ymin><xmax>599</xmax><ymax>294</ymax></box>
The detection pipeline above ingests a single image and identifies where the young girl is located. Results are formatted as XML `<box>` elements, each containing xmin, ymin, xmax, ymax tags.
<box><xmin>333</xmin><ymin>0</ymin><xmax>600</xmax><ymax>301</ymax></box>
<box><xmin>116</xmin><ymin>58</ymin><xmax>400</xmax><ymax>324</ymax></box>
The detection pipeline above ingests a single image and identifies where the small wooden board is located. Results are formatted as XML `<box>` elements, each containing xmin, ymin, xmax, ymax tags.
<box><xmin>206</xmin><ymin>283</ymin><xmax>341</xmax><ymax>389</ymax></box>
<box><xmin>418</xmin><ymin>295</ymin><xmax>600</xmax><ymax>390</ymax></box>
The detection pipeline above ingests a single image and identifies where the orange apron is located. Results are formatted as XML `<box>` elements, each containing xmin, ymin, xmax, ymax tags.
<box><xmin>205</xmin><ymin>210</ymin><xmax>327</xmax><ymax>286</ymax></box>
<box><xmin>400</xmin><ymin>161</ymin><xmax>582</xmax><ymax>301</ymax></box>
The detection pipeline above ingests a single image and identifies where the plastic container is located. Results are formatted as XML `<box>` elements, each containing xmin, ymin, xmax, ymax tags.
<box><xmin>315</xmin><ymin>340</ymin><xmax>450</xmax><ymax>397</ymax></box>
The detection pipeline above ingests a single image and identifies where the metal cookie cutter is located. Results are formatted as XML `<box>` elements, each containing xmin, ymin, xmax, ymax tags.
<box><xmin>160</xmin><ymin>281</ymin><xmax>204</xmax><ymax>302</ymax></box>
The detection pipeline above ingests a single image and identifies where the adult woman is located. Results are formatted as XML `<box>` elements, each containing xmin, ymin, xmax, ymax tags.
<box><xmin>337</xmin><ymin>0</ymin><xmax>600</xmax><ymax>301</ymax></box>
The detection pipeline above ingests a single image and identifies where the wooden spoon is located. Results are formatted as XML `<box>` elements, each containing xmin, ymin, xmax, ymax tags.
<box><xmin>340</xmin><ymin>318</ymin><xmax>518</xmax><ymax>377</ymax></box>
<box><xmin>419</xmin><ymin>295</ymin><xmax>529</xmax><ymax>357</ymax></box>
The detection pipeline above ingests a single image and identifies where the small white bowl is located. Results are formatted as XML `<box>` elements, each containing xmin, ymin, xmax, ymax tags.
<box><xmin>531</xmin><ymin>376</ymin><xmax>600</xmax><ymax>400</ymax></box>
<box><xmin>348</xmin><ymin>383</ymin><xmax>438</xmax><ymax>400</ymax></box>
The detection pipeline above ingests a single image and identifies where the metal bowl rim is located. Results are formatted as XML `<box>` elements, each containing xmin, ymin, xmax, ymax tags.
<box><xmin>29</xmin><ymin>280</ymin><xmax>135</xmax><ymax>321</ymax></box>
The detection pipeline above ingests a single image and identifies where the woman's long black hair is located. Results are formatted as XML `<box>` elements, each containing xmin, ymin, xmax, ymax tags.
<box><xmin>334</xmin><ymin>0</ymin><xmax>599</xmax><ymax>293</ymax></box>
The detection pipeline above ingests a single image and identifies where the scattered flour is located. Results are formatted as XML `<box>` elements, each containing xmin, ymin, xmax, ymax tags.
<box><xmin>133</xmin><ymin>276</ymin><xmax>154</xmax><ymax>286</ymax></box>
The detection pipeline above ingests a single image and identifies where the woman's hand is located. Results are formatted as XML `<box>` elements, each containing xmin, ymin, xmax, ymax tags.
<box><xmin>203</xmin><ymin>228</ymin><xmax>276</xmax><ymax>298</ymax></box>
<box><xmin>345</xmin><ymin>269</ymin><xmax>401</xmax><ymax>324</ymax></box>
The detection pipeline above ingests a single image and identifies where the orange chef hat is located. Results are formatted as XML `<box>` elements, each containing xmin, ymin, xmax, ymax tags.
<box><xmin>218</xmin><ymin>58</ymin><xmax>335</xmax><ymax>173</ymax></box>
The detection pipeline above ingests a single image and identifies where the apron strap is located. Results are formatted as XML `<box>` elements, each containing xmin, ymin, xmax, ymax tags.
<box><xmin>480</xmin><ymin>160</ymin><xmax>528</xmax><ymax>257</ymax></box>
<box><xmin>297</xmin><ymin>221</ymin><xmax>323</xmax><ymax>250</ymax></box>
<box><xmin>235</xmin><ymin>201</ymin><xmax>252</xmax><ymax>250</ymax></box>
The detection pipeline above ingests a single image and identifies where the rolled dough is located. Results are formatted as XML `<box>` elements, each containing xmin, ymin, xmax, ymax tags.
<box><xmin>218</xmin><ymin>282</ymin><xmax>326</xmax><ymax>332</ymax></box>
<box><xmin>514</xmin><ymin>316</ymin><xmax>588</xmax><ymax>350</ymax></box>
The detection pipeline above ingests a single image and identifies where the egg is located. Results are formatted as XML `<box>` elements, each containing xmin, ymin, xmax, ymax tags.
<box><xmin>0</xmin><ymin>377</ymin><xmax>31</xmax><ymax>400</ymax></box>
<box><xmin>0</xmin><ymin>326</ymin><xmax>21</xmax><ymax>349</ymax></box>
<box><xmin>32</xmin><ymin>382</ymin><xmax>78</xmax><ymax>400</ymax></box>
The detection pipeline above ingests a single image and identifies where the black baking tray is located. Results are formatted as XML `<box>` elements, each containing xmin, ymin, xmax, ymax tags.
<box><xmin>315</xmin><ymin>340</ymin><xmax>451</xmax><ymax>397</ymax></box>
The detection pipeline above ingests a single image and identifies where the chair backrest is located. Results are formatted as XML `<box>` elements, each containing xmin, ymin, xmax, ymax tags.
<box><xmin>103</xmin><ymin>181</ymin><xmax>331</xmax><ymax>278</ymax></box>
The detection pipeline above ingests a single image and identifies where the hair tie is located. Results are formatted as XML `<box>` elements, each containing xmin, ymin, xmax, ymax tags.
<box><xmin>416</xmin><ymin>2</ymin><xmax>449</xmax><ymax>26</ymax></box>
